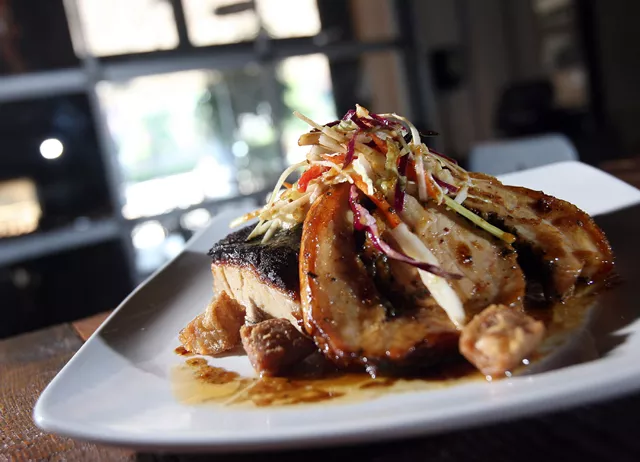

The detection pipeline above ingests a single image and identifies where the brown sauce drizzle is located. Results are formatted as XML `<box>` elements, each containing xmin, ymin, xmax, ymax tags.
<box><xmin>172</xmin><ymin>358</ymin><xmax>480</xmax><ymax>408</ymax></box>
<box><xmin>174</xmin><ymin>346</ymin><xmax>193</xmax><ymax>356</ymax></box>
<box><xmin>173</xmin><ymin>285</ymin><xmax>620</xmax><ymax>408</ymax></box>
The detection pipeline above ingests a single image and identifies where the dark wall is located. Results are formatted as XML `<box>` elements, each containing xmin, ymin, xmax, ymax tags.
<box><xmin>589</xmin><ymin>0</ymin><xmax>640</xmax><ymax>157</ymax></box>
<box><xmin>0</xmin><ymin>0</ymin><xmax>77</xmax><ymax>74</ymax></box>
<box><xmin>0</xmin><ymin>240</ymin><xmax>131</xmax><ymax>339</ymax></box>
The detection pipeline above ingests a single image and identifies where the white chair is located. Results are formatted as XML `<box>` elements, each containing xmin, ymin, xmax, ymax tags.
<box><xmin>468</xmin><ymin>134</ymin><xmax>579</xmax><ymax>176</ymax></box>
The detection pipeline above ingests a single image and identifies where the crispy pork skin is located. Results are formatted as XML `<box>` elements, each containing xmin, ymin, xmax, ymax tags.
<box><xmin>209</xmin><ymin>225</ymin><xmax>302</xmax><ymax>328</ymax></box>
<box><xmin>300</xmin><ymin>184</ymin><xmax>526</xmax><ymax>372</ymax></box>
<box><xmin>240</xmin><ymin>318</ymin><xmax>317</xmax><ymax>377</ymax></box>
<box><xmin>459</xmin><ymin>304</ymin><xmax>545</xmax><ymax>376</ymax></box>
<box><xmin>179</xmin><ymin>291</ymin><xmax>246</xmax><ymax>355</ymax></box>
<box><xmin>465</xmin><ymin>173</ymin><xmax>614</xmax><ymax>300</ymax></box>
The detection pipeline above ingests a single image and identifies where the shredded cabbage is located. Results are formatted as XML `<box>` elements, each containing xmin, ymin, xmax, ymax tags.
<box><xmin>390</xmin><ymin>224</ymin><xmax>466</xmax><ymax>328</ymax></box>
<box><xmin>352</xmin><ymin>157</ymin><xmax>375</xmax><ymax>195</ymax></box>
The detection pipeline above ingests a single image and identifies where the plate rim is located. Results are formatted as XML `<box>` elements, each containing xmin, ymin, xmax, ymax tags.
<box><xmin>32</xmin><ymin>357</ymin><xmax>640</xmax><ymax>452</ymax></box>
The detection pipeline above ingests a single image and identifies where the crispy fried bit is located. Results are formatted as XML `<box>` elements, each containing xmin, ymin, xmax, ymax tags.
<box><xmin>179</xmin><ymin>291</ymin><xmax>246</xmax><ymax>355</ymax></box>
<box><xmin>459</xmin><ymin>304</ymin><xmax>545</xmax><ymax>376</ymax></box>
<box><xmin>241</xmin><ymin>318</ymin><xmax>317</xmax><ymax>377</ymax></box>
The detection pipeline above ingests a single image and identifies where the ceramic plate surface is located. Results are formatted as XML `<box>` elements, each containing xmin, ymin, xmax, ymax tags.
<box><xmin>35</xmin><ymin>161</ymin><xmax>640</xmax><ymax>452</ymax></box>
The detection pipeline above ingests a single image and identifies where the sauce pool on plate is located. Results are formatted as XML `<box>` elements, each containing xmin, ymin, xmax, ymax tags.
<box><xmin>171</xmin><ymin>287</ymin><xmax>613</xmax><ymax>408</ymax></box>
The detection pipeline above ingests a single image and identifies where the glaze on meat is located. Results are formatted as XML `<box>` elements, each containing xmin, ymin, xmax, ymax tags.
<box><xmin>465</xmin><ymin>173</ymin><xmax>614</xmax><ymax>300</ymax></box>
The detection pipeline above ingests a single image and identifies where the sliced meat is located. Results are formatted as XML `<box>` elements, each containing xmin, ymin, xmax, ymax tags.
<box><xmin>179</xmin><ymin>291</ymin><xmax>246</xmax><ymax>355</ymax></box>
<box><xmin>240</xmin><ymin>318</ymin><xmax>317</xmax><ymax>377</ymax></box>
<box><xmin>459</xmin><ymin>304</ymin><xmax>545</xmax><ymax>376</ymax></box>
<box><xmin>300</xmin><ymin>184</ymin><xmax>525</xmax><ymax>372</ymax></box>
<box><xmin>465</xmin><ymin>173</ymin><xmax>614</xmax><ymax>300</ymax></box>
<box><xmin>399</xmin><ymin>195</ymin><xmax>525</xmax><ymax>314</ymax></box>
<box><xmin>212</xmin><ymin>265</ymin><xmax>301</xmax><ymax>329</ymax></box>
<box><xmin>209</xmin><ymin>225</ymin><xmax>302</xmax><ymax>329</ymax></box>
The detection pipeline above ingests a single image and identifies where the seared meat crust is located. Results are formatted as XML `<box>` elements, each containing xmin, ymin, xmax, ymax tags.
<box><xmin>209</xmin><ymin>225</ymin><xmax>301</xmax><ymax>299</ymax></box>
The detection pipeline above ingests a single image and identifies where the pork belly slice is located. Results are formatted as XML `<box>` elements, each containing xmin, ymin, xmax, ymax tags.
<box><xmin>465</xmin><ymin>173</ymin><xmax>614</xmax><ymax>300</ymax></box>
<box><xmin>300</xmin><ymin>184</ymin><xmax>526</xmax><ymax>372</ymax></box>
<box><xmin>459</xmin><ymin>304</ymin><xmax>545</xmax><ymax>376</ymax></box>
<box><xmin>179</xmin><ymin>291</ymin><xmax>246</xmax><ymax>355</ymax></box>
<box><xmin>240</xmin><ymin>318</ymin><xmax>317</xmax><ymax>377</ymax></box>
<box><xmin>208</xmin><ymin>225</ymin><xmax>302</xmax><ymax>329</ymax></box>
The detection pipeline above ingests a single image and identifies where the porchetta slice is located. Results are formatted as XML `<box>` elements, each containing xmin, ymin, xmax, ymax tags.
<box><xmin>300</xmin><ymin>183</ymin><xmax>527</xmax><ymax>373</ymax></box>
<box><xmin>465</xmin><ymin>173</ymin><xmax>614</xmax><ymax>300</ymax></box>
<box><xmin>399</xmin><ymin>194</ymin><xmax>525</xmax><ymax>313</ymax></box>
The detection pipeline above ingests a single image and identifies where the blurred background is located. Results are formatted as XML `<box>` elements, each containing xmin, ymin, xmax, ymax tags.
<box><xmin>1</xmin><ymin>0</ymin><xmax>638</xmax><ymax>338</ymax></box>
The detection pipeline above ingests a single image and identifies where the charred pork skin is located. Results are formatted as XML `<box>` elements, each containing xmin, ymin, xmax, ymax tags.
<box><xmin>208</xmin><ymin>225</ymin><xmax>303</xmax><ymax>329</ymax></box>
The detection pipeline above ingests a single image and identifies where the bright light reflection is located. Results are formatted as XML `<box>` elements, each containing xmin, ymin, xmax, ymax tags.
<box><xmin>39</xmin><ymin>138</ymin><xmax>64</xmax><ymax>160</ymax></box>
<box><xmin>232</xmin><ymin>140</ymin><xmax>249</xmax><ymax>158</ymax></box>
<box><xmin>181</xmin><ymin>208</ymin><xmax>212</xmax><ymax>230</ymax></box>
<box><xmin>131</xmin><ymin>220</ymin><xmax>166</xmax><ymax>249</ymax></box>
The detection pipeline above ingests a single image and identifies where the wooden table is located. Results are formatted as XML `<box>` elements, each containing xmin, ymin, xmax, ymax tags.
<box><xmin>2</xmin><ymin>313</ymin><xmax>640</xmax><ymax>461</ymax></box>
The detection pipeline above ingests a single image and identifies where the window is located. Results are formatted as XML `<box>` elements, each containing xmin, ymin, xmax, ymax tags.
<box><xmin>0</xmin><ymin>179</ymin><xmax>41</xmax><ymax>237</ymax></box>
<box><xmin>258</xmin><ymin>0</ymin><xmax>321</xmax><ymax>39</ymax></box>
<box><xmin>183</xmin><ymin>0</ymin><xmax>259</xmax><ymax>46</ymax></box>
<box><xmin>76</xmin><ymin>0</ymin><xmax>179</xmax><ymax>56</ymax></box>
<box><xmin>183</xmin><ymin>0</ymin><xmax>321</xmax><ymax>46</ymax></box>
<box><xmin>533</xmin><ymin>0</ymin><xmax>589</xmax><ymax>109</ymax></box>
<box><xmin>278</xmin><ymin>54</ymin><xmax>337</xmax><ymax>164</ymax></box>
<box><xmin>99</xmin><ymin>66</ymin><xmax>282</xmax><ymax>219</ymax></box>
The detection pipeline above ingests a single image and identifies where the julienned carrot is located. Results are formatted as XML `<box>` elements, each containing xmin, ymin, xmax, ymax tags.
<box><xmin>424</xmin><ymin>173</ymin><xmax>440</xmax><ymax>199</ymax></box>
<box><xmin>404</xmin><ymin>159</ymin><xmax>440</xmax><ymax>200</ymax></box>
<box><xmin>320</xmin><ymin>154</ymin><xmax>401</xmax><ymax>228</ymax></box>
<box><xmin>352</xmin><ymin>176</ymin><xmax>401</xmax><ymax>229</ymax></box>
<box><xmin>369</xmin><ymin>133</ymin><xmax>388</xmax><ymax>154</ymax></box>
<box><xmin>298</xmin><ymin>165</ymin><xmax>329</xmax><ymax>192</ymax></box>
<box><xmin>405</xmin><ymin>159</ymin><xmax>417</xmax><ymax>181</ymax></box>
<box><xmin>322</xmin><ymin>153</ymin><xmax>346</xmax><ymax>164</ymax></box>
<box><xmin>283</xmin><ymin>182</ymin><xmax>293</xmax><ymax>189</ymax></box>
<box><xmin>319</xmin><ymin>153</ymin><xmax>401</xmax><ymax>228</ymax></box>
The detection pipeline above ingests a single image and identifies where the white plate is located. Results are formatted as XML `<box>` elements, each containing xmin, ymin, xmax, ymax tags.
<box><xmin>34</xmin><ymin>161</ymin><xmax>640</xmax><ymax>453</ymax></box>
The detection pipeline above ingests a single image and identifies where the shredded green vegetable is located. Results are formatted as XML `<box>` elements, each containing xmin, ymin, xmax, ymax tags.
<box><xmin>443</xmin><ymin>196</ymin><xmax>516</xmax><ymax>244</ymax></box>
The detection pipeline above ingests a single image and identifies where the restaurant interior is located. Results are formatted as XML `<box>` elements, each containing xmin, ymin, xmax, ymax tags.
<box><xmin>1</xmin><ymin>0</ymin><xmax>639</xmax><ymax>338</ymax></box>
